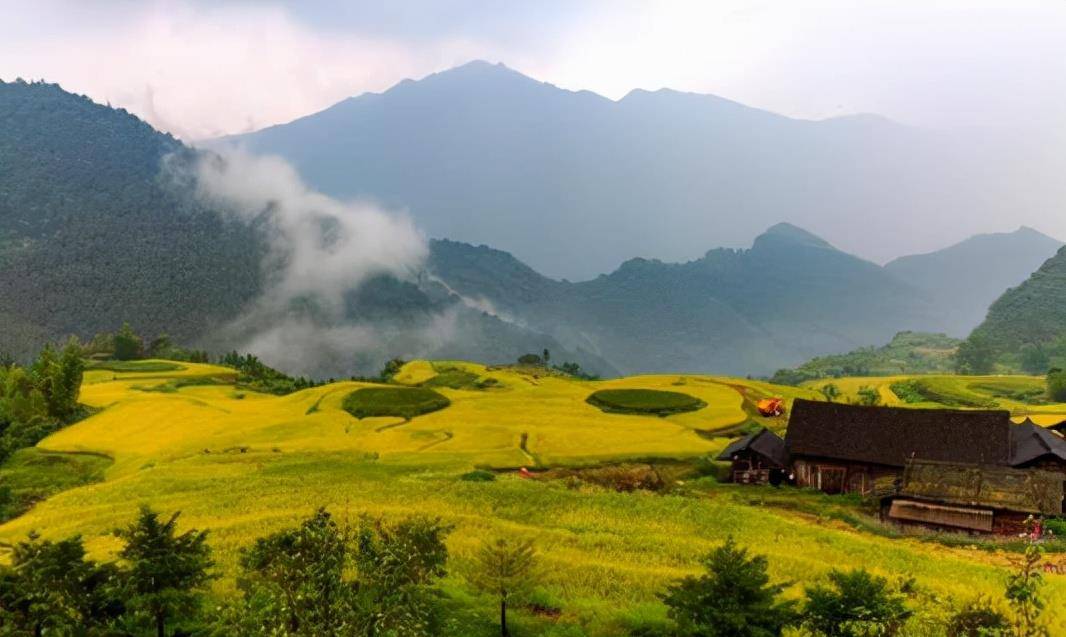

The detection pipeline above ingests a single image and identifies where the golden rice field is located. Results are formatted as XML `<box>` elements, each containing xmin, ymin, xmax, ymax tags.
<box><xmin>1</xmin><ymin>361</ymin><xmax>1064</xmax><ymax>635</ymax></box>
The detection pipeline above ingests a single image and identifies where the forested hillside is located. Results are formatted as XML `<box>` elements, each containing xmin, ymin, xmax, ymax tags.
<box><xmin>430</xmin><ymin>225</ymin><xmax>943</xmax><ymax>375</ymax></box>
<box><xmin>0</xmin><ymin>80</ymin><xmax>609</xmax><ymax>375</ymax></box>
<box><xmin>0</xmin><ymin>79</ymin><xmax>263</xmax><ymax>358</ymax></box>
<box><xmin>965</xmin><ymin>245</ymin><xmax>1066</xmax><ymax>369</ymax></box>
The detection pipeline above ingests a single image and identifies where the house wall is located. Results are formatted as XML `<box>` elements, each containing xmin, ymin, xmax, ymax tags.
<box><xmin>730</xmin><ymin>451</ymin><xmax>782</xmax><ymax>485</ymax></box>
<box><xmin>792</xmin><ymin>456</ymin><xmax>899</xmax><ymax>496</ymax></box>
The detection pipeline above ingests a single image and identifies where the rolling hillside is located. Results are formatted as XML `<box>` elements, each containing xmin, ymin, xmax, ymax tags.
<box><xmin>1</xmin><ymin>361</ymin><xmax>1062</xmax><ymax>634</ymax></box>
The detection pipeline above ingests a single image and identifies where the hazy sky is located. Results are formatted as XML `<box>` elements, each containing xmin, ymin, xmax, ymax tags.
<box><xmin>4</xmin><ymin>0</ymin><xmax>1065</xmax><ymax>140</ymax></box>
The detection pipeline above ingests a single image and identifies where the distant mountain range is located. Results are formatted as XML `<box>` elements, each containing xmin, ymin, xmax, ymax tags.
<box><xmin>427</xmin><ymin>225</ymin><xmax>1059</xmax><ymax>375</ymax></box>
<box><xmin>2</xmin><ymin>77</ymin><xmax>1062</xmax><ymax>377</ymax></box>
<box><xmin>223</xmin><ymin>60</ymin><xmax>1057</xmax><ymax>281</ymax></box>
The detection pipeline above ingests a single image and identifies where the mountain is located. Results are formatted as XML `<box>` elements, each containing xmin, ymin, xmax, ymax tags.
<box><xmin>0</xmin><ymin>79</ymin><xmax>264</xmax><ymax>357</ymax></box>
<box><xmin>223</xmin><ymin>60</ymin><xmax>1046</xmax><ymax>280</ymax></box>
<box><xmin>429</xmin><ymin>224</ymin><xmax>942</xmax><ymax>376</ymax></box>
<box><xmin>0</xmin><ymin>79</ymin><xmax>611</xmax><ymax>376</ymax></box>
<box><xmin>966</xmin><ymin>245</ymin><xmax>1066</xmax><ymax>362</ymax></box>
<box><xmin>885</xmin><ymin>227</ymin><xmax>1062</xmax><ymax>335</ymax></box>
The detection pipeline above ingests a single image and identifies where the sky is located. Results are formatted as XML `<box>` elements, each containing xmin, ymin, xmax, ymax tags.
<box><xmin>3</xmin><ymin>0</ymin><xmax>1065</xmax><ymax>141</ymax></box>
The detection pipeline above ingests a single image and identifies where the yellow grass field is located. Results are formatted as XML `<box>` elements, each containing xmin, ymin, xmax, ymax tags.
<box><xmin>1</xmin><ymin>361</ymin><xmax>1063</xmax><ymax>635</ymax></box>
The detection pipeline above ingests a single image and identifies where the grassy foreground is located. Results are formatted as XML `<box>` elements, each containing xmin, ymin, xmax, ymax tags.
<box><xmin>0</xmin><ymin>361</ymin><xmax>1063</xmax><ymax>634</ymax></box>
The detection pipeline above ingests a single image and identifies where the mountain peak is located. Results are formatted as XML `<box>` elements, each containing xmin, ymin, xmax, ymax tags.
<box><xmin>754</xmin><ymin>223</ymin><xmax>834</xmax><ymax>250</ymax></box>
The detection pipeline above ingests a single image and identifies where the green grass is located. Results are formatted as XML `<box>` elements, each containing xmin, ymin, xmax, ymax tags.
<box><xmin>586</xmin><ymin>389</ymin><xmax>707</xmax><ymax>416</ymax></box>
<box><xmin>967</xmin><ymin>378</ymin><xmax>1049</xmax><ymax>404</ymax></box>
<box><xmin>888</xmin><ymin>378</ymin><xmax>998</xmax><ymax>408</ymax></box>
<box><xmin>0</xmin><ymin>448</ymin><xmax>112</xmax><ymax>524</ymax></box>
<box><xmin>342</xmin><ymin>386</ymin><xmax>451</xmax><ymax>420</ymax></box>
<box><xmin>422</xmin><ymin>368</ymin><xmax>482</xmax><ymax>390</ymax></box>
<box><xmin>87</xmin><ymin>360</ymin><xmax>185</xmax><ymax>373</ymax></box>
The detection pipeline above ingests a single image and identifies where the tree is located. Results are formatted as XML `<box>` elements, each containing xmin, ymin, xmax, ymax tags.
<box><xmin>239</xmin><ymin>508</ymin><xmax>350</xmax><ymax>635</ymax></box>
<box><xmin>115</xmin><ymin>506</ymin><xmax>214</xmax><ymax>637</ymax></box>
<box><xmin>956</xmin><ymin>335</ymin><xmax>995</xmax><ymax>375</ymax></box>
<box><xmin>0</xmin><ymin>532</ymin><xmax>123</xmax><ymax>636</ymax></box>
<box><xmin>352</xmin><ymin>515</ymin><xmax>452</xmax><ymax>635</ymax></box>
<box><xmin>661</xmin><ymin>537</ymin><xmax>796</xmax><ymax>636</ymax></box>
<box><xmin>1019</xmin><ymin>344</ymin><xmax>1049</xmax><ymax>376</ymax></box>
<box><xmin>542</xmin><ymin>349</ymin><xmax>551</xmax><ymax>365</ymax></box>
<box><xmin>517</xmin><ymin>353</ymin><xmax>544</xmax><ymax>366</ymax></box>
<box><xmin>1046</xmin><ymin>368</ymin><xmax>1066</xmax><ymax>403</ymax></box>
<box><xmin>802</xmin><ymin>568</ymin><xmax>909</xmax><ymax>637</ymax></box>
<box><xmin>468</xmin><ymin>538</ymin><xmax>537</xmax><ymax>637</ymax></box>
<box><xmin>147</xmin><ymin>334</ymin><xmax>174</xmax><ymax>359</ymax></box>
<box><xmin>855</xmin><ymin>385</ymin><xmax>880</xmax><ymax>406</ymax></box>
<box><xmin>820</xmin><ymin>383</ymin><xmax>841</xmax><ymax>403</ymax></box>
<box><xmin>113</xmin><ymin>322</ymin><xmax>144</xmax><ymax>361</ymax></box>
<box><xmin>380</xmin><ymin>358</ymin><xmax>406</xmax><ymax>382</ymax></box>
<box><xmin>1004</xmin><ymin>518</ymin><xmax>1048</xmax><ymax>637</ymax></box>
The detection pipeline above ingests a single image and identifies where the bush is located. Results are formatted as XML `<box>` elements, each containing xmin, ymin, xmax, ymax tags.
<box><xmin>586</xmin><ymin>389</ymin><xmax>706</xmax><ymax>416</ymax></box>
<box><xmin>947</xmin><ymin>597</ymin><xmax>1009</xmax><ymax>637</ymax></box>
<box><xmin>342</xmin><ymin>387</ymin><xmax>450</xmax><ymax>420</ymax></box>
<box><xmin>460</xmin><ymin>469</ymin><xmax>496</xmax><ymax>482</ymax></box>
<box><xmin>1047</xmin><ymin>369</ymin><xmax>1066</xmax><ymax>402</ymax></box>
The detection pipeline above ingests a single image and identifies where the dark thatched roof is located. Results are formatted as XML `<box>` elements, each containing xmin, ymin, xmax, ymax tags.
<box><xmin>785</xmin><ymin>399</ymin><xmax>1011</xmax><ymax>468</ymax></box>
<box><xmin>1046</xmin><ymin>419</ymin><xmax>1066</xmax><ymax>435</ymax></box>
<box><xmin>715</xmin><ymin>428</ymin><xmax>788</xmax><ymax>467</ymax></box>
<box><xmin>1010</xmin><ymin>421</ymin><xmax>1066</xmax><ymax>467</ymax></box>
<box><xmin>898</xmin><ymin>460</ymin><xmax>1065</xmax><ymax>515</ymax></box>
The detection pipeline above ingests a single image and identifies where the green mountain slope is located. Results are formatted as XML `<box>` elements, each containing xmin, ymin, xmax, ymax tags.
<box><xmin>0</xmin><ymin>79</ymin><xmax>263</xmax><ymax>357</ymax></box>
<box><xmin>967</xmin><ymin>245</ymin><xmax>1066</xmax><ymax>362</ymax></box>
<box><xmin>885</xmin><ymin>227</ymin><xmax>1062</xmax><ymax>335</ymax></box>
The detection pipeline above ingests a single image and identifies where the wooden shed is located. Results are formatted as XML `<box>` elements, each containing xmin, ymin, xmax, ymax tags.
<box><xmin>883</xmin><ymin>460</ymin><xmax>1066</xmax><ymax>534</ymax></box>
<box><xmin>716</xmin><ymin>428</ymin><xmax>788</xmax><ymax>485</ymax></box>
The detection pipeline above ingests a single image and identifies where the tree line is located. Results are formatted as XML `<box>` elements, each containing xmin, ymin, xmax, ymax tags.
<box><xmin>2</xmin><ymin>505</ymin><xmax>1053</xmax><ymax>637</ymax></box>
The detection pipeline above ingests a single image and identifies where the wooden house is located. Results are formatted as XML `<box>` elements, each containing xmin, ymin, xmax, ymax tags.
<box><xmin>784</xmin><ymin>399</ymin><xmax>1012</xmax><ymax>496</ymax></box>
<box><xmin>1012</xmin><ymin>420</ymin><xmax>1066</xmax><ymax>473</ymax></box>
<box><xmin>716</xmin><ymin>428</ymin><xmax>788</xmax><ymax>485</ymax></box>
<box><xmin>883</xmin><ymin>460</ymin><xmax>1065</xmax><ymax>534</ymax></box>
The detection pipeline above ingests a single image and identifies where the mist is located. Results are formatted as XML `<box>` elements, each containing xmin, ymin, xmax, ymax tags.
<box><xmin>182</xmin><ymin>148</ymin><xmax>443</xmax><ymax>376</ymax></box>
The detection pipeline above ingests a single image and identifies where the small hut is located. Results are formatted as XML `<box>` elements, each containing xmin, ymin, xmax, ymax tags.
<box><xmin>716</xmin><ymin>428</ymin><xmax>788</xmax><ymax>485</ymax></box>
<box><xmin>883</xmin><ymin>460</ymin><xmax>1066</xmax><ymax>534</ymax></box>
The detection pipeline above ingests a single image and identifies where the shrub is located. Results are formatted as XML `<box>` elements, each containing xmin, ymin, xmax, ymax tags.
<box><xmin>460</xmin><ymin>469</ymin><xmax>497</xmax><ymax>482</ymax></box>
<box><xmin>1047</xmin><ymin>369</ymin><xmax>1066</xmax><ymax>402</ymax></box>
<box><xmin>342</xmin><ymin>387</ymin><xmax>450</xmax><ymax>420</ymax></box>
<box><xmin>947</xmin><ymin>597</ymin><xmax>1009</xmax><ymax>637</ymax></box>
<box><xmin>586</xmin><ymin>389</ymin><xmax>706</xmax><ymax>416</ymax></box>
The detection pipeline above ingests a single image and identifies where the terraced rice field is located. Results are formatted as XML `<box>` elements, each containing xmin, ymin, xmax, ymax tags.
<box><xmin>1</xmin><ymin>361</ymin><xmax>1063</xmax><ymax>634</ymax></box>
